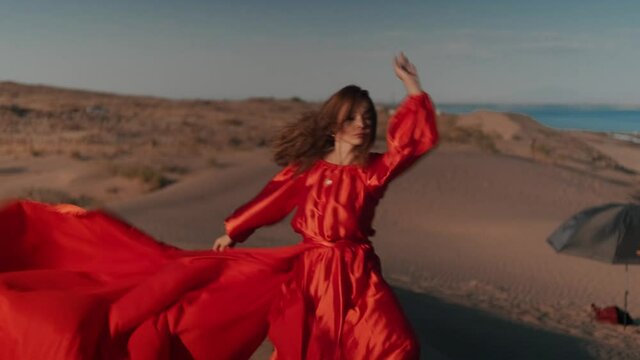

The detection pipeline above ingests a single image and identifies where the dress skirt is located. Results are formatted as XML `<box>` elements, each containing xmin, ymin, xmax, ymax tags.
<box><xmin>0</xmin><ymin>200</ymin><xmax>419</xmax><ymax>360</ymax></box>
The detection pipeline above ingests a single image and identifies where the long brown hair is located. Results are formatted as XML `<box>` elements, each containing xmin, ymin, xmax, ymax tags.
<box><xmin>272</xmin><ymin>85</ymin><xmax>378</xmax><ymax>174</ymax></box>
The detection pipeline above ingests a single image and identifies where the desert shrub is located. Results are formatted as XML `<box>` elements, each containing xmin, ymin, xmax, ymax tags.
<box><xmin>115</xmin><ymin>130</ymin><xmax>142</xmax><ymax>141</ymax></box>
<box><xmin>19</xmin><ymin>187</ymin><xmax>96</xmax><ymax>207</ymax></box>
<box><xmin>109</xmin><ymin>164</ymin><xmax>174</xmax><ymax>190</ymax></box>
<box><xmin>160</xmin><ymin>164</ymin><xmax>190</xmax><ymax>175</ymax></box>
<box><xmin>228</xmin><ymin>136</ymin><xmax>243</xmax><ymax>148</ymax></box>
<box><xmin>256</xmin><ymin>136</ymin><xmax>268</xmax><ymax>147</ymax></box>
<box><xmin>613</xmin><ymin>164</ymin><xmax>637</xmax><ymax>175</ymax></box>
<box><xmin>532</xmin><ymin>142</ymin><xmax>554</xmax><ymax>157</ymax></box>
<box><xmin>207</xmin><ymin>156</ymin><xmax>231</xmax><ymax>168</ymax></box>
<box><xmin>207</xmin><ymin>156</ymin><xmax>221</xmax><ymax>167</ymax></box>
<box><xmin>70</xmin><ymin>150</ymin><xmax>90</xmax><ymax>161</ymax></box>
<box><xmin>29</xmin><ymin>147</ymin><xmax>44</xmax><ymax>157</ymax></box>
<box><xmin>2</xmin><ymin>104</ymin><xmax>31</xmax><ymax>118</ymax></box>
<box><xmin>587</xmin><ymin>149</ymin><xmax>618</xmax><ymax>168</ymax></box>
<box><xmin>223</xmin><ymin>118</ymin><xmax>244</xmax><ymax>127</ymax></box>
<box><xmin>247</xmin><ymin>96</ymin><xmax>275</xmax><ymax>102</ymax></box>
<box><xmin>441</xmin><ymin>125</ymin><xmax>500</xmax><ymax>153</ymax></box>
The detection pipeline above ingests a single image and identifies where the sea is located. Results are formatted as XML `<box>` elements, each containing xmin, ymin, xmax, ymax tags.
<box><xmin>436</xmin><ymin>104</ymin><xmax>640</xmax><ymax>141</ymax></box>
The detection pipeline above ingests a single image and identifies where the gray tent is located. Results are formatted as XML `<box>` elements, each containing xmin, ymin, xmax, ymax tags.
<box><xmin>548</xmin><ymin>203</ymin><xmax>640</xmax><ymax>264</ymax></box>
<box><xmin>547</xmin><ymin>203</ymin><xmax>640</xmax><ymax>326</ymax></box>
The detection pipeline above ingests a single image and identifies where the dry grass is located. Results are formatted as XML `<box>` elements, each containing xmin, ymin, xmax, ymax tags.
<box><xmin>2</xmin><ymin>81</ymin><xmax>636</xmax><ymax>184</ymax></box>
<box><xmin>19</xmin><ymin>187</ymin><xmax>97</xmax><ymax>207</ymax></box>
<box><xmin>108</xmin><ymin>163</ymin><xmax>175</xmax><ymax>191</ymax></box>
<box><xmin>70</xmin><ymin>150</ymin><xmax>91</xmax><ymax>161</ymax></box>
<box><xmin>1</xmin><ymin>104</ymin><xmax>32</xmax><ymax>117</ymax></box>
<box><xmin>437</xmin><ymin>114</ymin><xmax>500</xmax><ymax>153</ymax></box>
<box><xmin>207</xmin><ymin>156</ymin><xmax>232</xmax><ymax>168</ymax></box>
<box><xmin>160</xmin><ymin>164</ymin><xmax>190</xmax><ymax>175</ymax></box>
<box><xmin>29</xmin><ymin>147</ymin><xmax>44</xmax><ymax>157</ymax></box>
<box><xmin>0</xmin><ymin>82</ymin><xmax>313</xmax><ymax>159</ymax></box>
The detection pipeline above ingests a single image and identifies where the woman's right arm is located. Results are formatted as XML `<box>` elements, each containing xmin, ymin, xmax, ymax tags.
<box><xmin>212</xmin><ymin>162</ymin><xmax>304</xmax><ymax>250</ymax></box>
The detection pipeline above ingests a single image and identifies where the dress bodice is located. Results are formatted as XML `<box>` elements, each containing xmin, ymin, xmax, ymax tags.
<box><xmin>224</xmin><ymin>91</ymin><xmax>439</xmax><ymax>245</ymax></box>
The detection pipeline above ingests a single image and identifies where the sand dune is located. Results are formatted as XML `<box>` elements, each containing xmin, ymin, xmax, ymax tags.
<box><xmin>3</xmin><ymin>82</ymin><xmax>640</xmax><ymax>358</ymax></box>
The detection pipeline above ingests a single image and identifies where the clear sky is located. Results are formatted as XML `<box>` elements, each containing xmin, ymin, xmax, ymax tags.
<box><xmin>1</xmin><ymin>0</ymin><xmax>640</xmax><ymax>104</ymax></box>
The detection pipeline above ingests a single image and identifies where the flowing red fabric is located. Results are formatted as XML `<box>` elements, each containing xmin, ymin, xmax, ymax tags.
<box><xmin>0</xmin><ymin>92</ymin><xmax>438</xmax><ymax>360</ymax></box>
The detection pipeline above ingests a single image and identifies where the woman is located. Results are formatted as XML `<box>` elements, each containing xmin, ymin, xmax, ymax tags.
<box><xmin>0</xmin><ymin>52</ymin><xmax>437</xmax><ymax>359</ymax></box>
<box><xmin>212</xmin><ymin>52</ymin><xmax>438</xmax><ymax>359</ymax></box>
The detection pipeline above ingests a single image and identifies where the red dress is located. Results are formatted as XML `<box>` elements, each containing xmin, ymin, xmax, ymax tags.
<box><xmin>0</xmin><ymin>91</ymin><xmax>438</xmax><ymax>360</ymax></box>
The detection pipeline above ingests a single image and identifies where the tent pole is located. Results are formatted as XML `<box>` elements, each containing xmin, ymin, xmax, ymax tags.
<box><xmin>624</xmin><ymin>263</ymin><xmax>629</xmax><ymax>329</ymax></box>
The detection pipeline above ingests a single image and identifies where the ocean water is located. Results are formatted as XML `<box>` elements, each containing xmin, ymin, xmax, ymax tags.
<box><xmin>436</xmin><ymin>104</ymin><xmax>640</xmax><ymax>134</ymax></box>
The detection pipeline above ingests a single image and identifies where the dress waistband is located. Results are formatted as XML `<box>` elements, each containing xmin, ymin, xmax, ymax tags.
<box><xmin>301</xmin><ymin>235</ymin><xmax>372</xmax><ymax>249</ymax></box>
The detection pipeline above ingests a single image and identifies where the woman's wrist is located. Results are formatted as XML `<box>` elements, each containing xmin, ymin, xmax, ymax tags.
<box><xmin>404</xmin><ymin>80</ymin><xmax>423</xmax><ymax>96</ymax></box>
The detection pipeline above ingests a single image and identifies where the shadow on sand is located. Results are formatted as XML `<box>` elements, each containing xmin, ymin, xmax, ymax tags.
<box><xmin>394</xmin><ymin>287</ymin><xmax>595</xmax><ymax>360</ymax></box>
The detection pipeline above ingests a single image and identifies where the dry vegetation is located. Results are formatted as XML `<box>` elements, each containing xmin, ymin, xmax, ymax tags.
<box><xmin>19</xmin><ymin>187</ymin><xmax>97</xmax><ymax>207</ymax></box>
<box><xmin>1</xmin><ymin>81</ymin><xmax>636</xmax><ymax>205</ymax></box>
<box><xmin>437</xmin><ymin>110</ymin><xmax>635</xmax><ymax>176</ymax></box>
<box><xmin>0</xmin><ymin>81</ymin><xmax>315</xmax><ymax>163</ymax></box>
<box><xmin>436</xmin><ymin>113</ymin><xmax>501</xmax><ymax>153</ymax></box>
<box><xmin>107</xmin><ymin>163</ymin><xmax>176</xmax><ymax>191</ymax></box>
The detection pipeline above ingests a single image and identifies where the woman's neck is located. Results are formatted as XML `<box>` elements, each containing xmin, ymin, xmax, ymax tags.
<box><xmin>323</xmin><ymin>145</ymin><xmax>355</xmax><ymax>165</ymax></box>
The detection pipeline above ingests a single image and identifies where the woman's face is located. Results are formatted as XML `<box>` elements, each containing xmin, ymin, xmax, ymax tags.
<box><xmin>335</xmin><ymin>102</ymin><xmax>373</xmax><ymax>147</ymax></box>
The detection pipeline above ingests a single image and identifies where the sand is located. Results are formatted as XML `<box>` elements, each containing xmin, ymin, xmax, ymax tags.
<box><xmin>3</xmin><ymin>82</ymin><xmax>640</xmax><ymax>359</ymax></box>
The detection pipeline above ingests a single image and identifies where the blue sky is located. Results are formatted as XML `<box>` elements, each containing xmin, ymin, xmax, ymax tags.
<box><xmin>1</xmin><ymin>0</ymin><xmax>640</xmax><ymax>104</ymax></box>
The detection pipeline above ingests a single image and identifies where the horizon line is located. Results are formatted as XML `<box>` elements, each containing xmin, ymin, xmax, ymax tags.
<box><xmin>2</xmin><ymin>79</ymin><xmax>639</xmax><ymax>108</ymax></box>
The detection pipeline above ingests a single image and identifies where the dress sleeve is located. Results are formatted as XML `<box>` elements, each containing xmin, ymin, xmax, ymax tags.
<box><xmin>366</xmin><ymin>91</ymin><xmax>439</xmax><ymax>193</ymax></box>
<box><xmin>223</xmin><ymin>163</ymin><xmax>304</xmax><ymax>243</ymax></box>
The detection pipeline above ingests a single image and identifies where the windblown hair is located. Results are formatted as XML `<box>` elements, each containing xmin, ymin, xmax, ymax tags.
<box><xmin>272</xmin><ymin>85</ymin><xmax>378</xmax><ymax>174</ymax></box>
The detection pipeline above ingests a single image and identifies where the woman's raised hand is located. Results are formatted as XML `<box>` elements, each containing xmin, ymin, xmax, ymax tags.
<box><xmin>212</xmin><ymin>234</ymin><xmax>236</xmax><ymax>251</ymax></box>
<box><xmin>393</xmin><ymin>52</ymin><xmax>423</xmax><ymax>95</ymax></box>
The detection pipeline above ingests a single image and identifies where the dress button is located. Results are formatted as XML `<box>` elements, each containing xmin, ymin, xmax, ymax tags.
<box><xmin>324</xmin><ymin>178</ymin><xmax>333</xmax><ymax>186</ymax></box>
